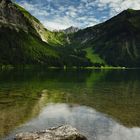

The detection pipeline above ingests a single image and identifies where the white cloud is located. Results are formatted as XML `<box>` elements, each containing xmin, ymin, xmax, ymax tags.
<box><xmin>18</xmin><ymin>1</ymin><xmax>36</xmax><ymax>11</ymax></box>
<box><xmin>43</xmin><ymin>17</ymin><xmax>77</xmax><ymax>30</ymax></box>
<box><xmin>16</xmin><ymin>0</ymin><xmax>140</xmax><ymax>30</ymax></box>
<box><xmin>43</xmin><ymin>21</ymin><xmax>69</xmax><ymax>30</ymax></box>
<box><xmin>17</xmin><ymin>1</ymin><xmax>49</xmax><ymax>17</ymax></box>
<box><xmin>96</xmin><ymin>0</ymin><xmax>140</xmax><ymax>14</ymax></box>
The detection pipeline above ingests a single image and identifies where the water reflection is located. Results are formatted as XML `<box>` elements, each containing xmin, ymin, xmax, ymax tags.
<box><xmin>0</xmin><ymin>69</ymin><xmax>140</xmax><ymax>139</ymax></box>
<box><xmin>6</xmin><ymin>103</ymin><xmax>140</xmax><ymax>140</ymax></box>
<box><xmin>0</xmin><ymin>91</ymin><xmax>44</xmax><ymax>138</ymax></box>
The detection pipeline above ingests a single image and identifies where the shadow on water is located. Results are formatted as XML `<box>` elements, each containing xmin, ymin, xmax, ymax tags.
<box><xmin>0</xmin><ymin>69</ymin><xmax>140</xmax><ymax>139</ymax></box>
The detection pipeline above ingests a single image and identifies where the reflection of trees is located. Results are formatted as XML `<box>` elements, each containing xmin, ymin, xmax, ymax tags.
<box><xmin>44</xmin><ymin>78</ymin><xmax>140</xmax><ymax>127</ymax></box>
<box><xmin>85</xmin><ymin>69</ymin><xmax>108</xmax><ymax>88</ymax></box>
<box><xmin>0</xmin><ymin>68</ymin><xmax>140</xmax><ymax>139</ymax></box>
<box><xmin>42</xmin><ymin>70</ymin><xmax>140</xmax><ymax>127</ymax></box>
<box><xmin>0</xmin><ymin>69</ymin><xmax>92</xmax><ymax>139</ymax></box>
<box><xmin>0</xmin><ymin>96</ymin><xmax>39</xmax><ymax>138</ymax></box>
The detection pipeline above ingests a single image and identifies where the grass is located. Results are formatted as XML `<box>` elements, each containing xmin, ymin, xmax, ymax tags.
<box><xmin>43</xmin><ymin>30</ymin><xmax>67</xmax><ymax>46</ymax></box>
<box><xmin>84</xmin><ymin>66</ymin><xmax>126</xmax><ymax>70</ymax></box>
<box><xmin>84</xmin><ymin>47</ymin><xmax>106</xmax><ymax>64</ymax></box>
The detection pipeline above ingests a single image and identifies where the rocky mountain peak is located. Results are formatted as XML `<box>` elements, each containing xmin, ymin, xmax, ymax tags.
<box><xmin>62</xmin><ymin>26</ymin><xmax>79</xmax><ymax>34</ymax></box>
<box><xmin>0</xmin><ymin>0</ymin><xmax>12</xmax><ymax>6</ymax></box>
<box><xmin>0</xmin><ymin>0</ymin><xmax>29</xmax><ymax>31</ymax></box>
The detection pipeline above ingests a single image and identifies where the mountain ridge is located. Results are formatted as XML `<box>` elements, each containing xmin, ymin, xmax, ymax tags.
<box><xmin>69</xmin><ymin>8</ymin><xmax>140</xmax><ymax>67</ymax></box>
<box><xmin>0</xmin><ymin>0</ymin><xmax>91</xmax><ymax>67</ymax></box>
<box><xmin>1</xmin><ymin>0</ymin><xmax>140</xmax><ymax>67</ymax></box>
<box><xmin>61</xmin><ymin>26</ymin><xmax>79</xmax><ymax>34</ymax></box>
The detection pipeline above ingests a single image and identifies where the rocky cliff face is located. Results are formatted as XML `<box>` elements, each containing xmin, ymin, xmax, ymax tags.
<box><xmin>0</xmin><ymin>0</ymin><xmax>28</xmax><ymax>31</ymax></box>
<box><xmin>0</xmin><ymin>0</ymin><xmax>49</xmax><ymax>41</ymax></box>
<box><xmin>62</xmin><ymin>26</ymin><xmax>79</xmax><ymax>34</ymax></box>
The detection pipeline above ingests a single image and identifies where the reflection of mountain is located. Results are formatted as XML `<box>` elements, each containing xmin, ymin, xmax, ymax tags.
<box><xmin>0</xmin><ymin>69</ymin><xmax>92</xmax><ymax>139</ymax></box>
<box><xmin>0</xmin><ymin>69</ymin><xmax>140</xmax><ymax>139</ymax></box>
<box><xmin>0</xmin><ymin>95</ymin><xmax>38</xmax><ymax>138</ymax></box>
<box><xmin>27</xmin><ymin>69</ymin><xmax>140</xmax><ymax>127</ymax></box>
<box><xmin>85</xmin><ymin>70</ymin><xmax>108</xmax><ymax>88</ymax></box>
<box><xmin>39</xmin><ymin>80</ymin><xmax>140</xmax><ymax>128</ymax></box>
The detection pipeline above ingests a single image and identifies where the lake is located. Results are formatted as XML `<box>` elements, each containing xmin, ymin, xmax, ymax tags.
<box><xmin>0</xmin><ymin>69</ymin><xmax>140</xmax><ymax>140</ymax></box>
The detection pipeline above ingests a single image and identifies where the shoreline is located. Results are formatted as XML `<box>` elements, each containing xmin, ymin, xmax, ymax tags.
<box><xmin>0</xmin><ymin>65</ymin><xmax>140</xmax><ymax>70</ymax></box>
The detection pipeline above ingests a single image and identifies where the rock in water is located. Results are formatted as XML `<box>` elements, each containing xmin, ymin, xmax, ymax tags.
<box><xmin>15</xmin><ymin>125</ymin><xmax>87</xmax><ymax>140</ymax></box>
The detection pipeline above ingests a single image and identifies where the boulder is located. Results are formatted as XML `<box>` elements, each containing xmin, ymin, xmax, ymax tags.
<box><xmin>15</xmin><ymin>125</ymin><xmax>87</xmax><ymax>140</ymax></box>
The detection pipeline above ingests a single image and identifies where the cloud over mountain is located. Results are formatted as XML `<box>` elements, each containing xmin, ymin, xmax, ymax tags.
<box><xmin>15</xmin><ymin>0</ymin><xmax>140</xmax><ymax>30</ymax></box>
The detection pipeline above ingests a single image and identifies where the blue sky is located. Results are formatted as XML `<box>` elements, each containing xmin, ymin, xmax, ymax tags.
<box><xmin>15</xmin><ymin>0</ymin><xmax>140</xmax><ymax>30</ymax></box>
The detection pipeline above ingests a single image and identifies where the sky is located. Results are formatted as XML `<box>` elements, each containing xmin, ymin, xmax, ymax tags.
<box><xmin>15</xmin><ymin>0</ymin><xmax>140</xmax><ymax>30</ymax></box>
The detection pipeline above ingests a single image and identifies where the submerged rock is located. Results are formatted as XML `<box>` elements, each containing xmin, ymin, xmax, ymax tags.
<box><xmin>15</xmin><ymin>125</ymin><xmax>87</xmax><ymax>140</ymax></box>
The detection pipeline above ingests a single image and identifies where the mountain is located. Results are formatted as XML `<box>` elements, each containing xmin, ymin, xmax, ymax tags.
<box><xmin>70</xmin><ymin>9</ymin><xmax>140</xmax><ymax>67</ymax></box>
<box><xmin>61</xmin><ymin>26</ymin><xmax>79</xmax><ymax>34</ymax></box>
<box><xmin>1</xmin><ymin>0</ymin><xmax>140</xmax><ymax>68</ymax></box>
<box><xmin>0</xmin><ymin>0</ymin><xmax>90</xmax><ymax>67</ymax></box>
<box><xmin>0</xmin><ymin>0</ymin><xmax>59</xmax><ymax>66</ymax></box>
